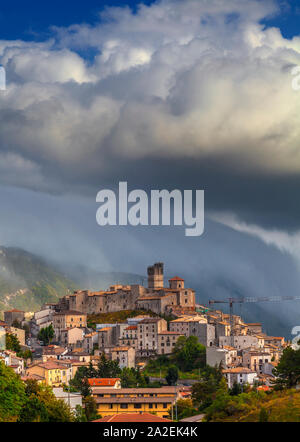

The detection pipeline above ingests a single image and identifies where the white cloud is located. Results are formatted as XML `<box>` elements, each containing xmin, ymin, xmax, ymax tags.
<box><xmin>211</xmin><ymin>211</ymin><xmax>300</xmax><ymax>264</ymax></box>
<box><xmin>0</xmin><ymin>0</ymin><xmax>300</xmax><ymax>192</ymax></box>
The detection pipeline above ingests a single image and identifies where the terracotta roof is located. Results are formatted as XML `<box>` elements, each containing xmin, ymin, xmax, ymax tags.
<box><xmin>125</xmin><ymin>326</ymin><xmax>137</xmax><ymax>330</ymax></box>
<box><xmin>53</xmin><ymin>310</ymin><xmax>86</xmax><ymax>316</ymax></box>
<box><xmin>223</xmin><ymin>367</ymin><xmax>256</xmax><ymax>374</ymax></box>
<box><xmin>169</xmin><ymin>276</ymin><xmax>184</xmax><ymax>281</ymax></box>
<box><xmin>5</xmin><ymin>309</ymin><xmax>24</xmax><ymax>313</ymax></box>
<box><xmin>93</xmin><ymin>413</ymin><xmax>172</xmax><ymax>422</ymax></box>
<box><xmin>257</xmin><ymin>385</ymin><xmax>270</xmax><ymax>391</ymax></box>
<box><xmin>88</xmin><ymin>378</ymin><xmax>120</xmax><ymax>387</ymax></box>
<box><xmin>91</xmin><ymin>386</ymin><xmax>180</xmax><ymax>394</ymax></box>
<box><xmin>139</xmin><ymin>318</ymin><xmax>163</xmax><ymax>324</ymax></box>
<box><xmin>95</xmin><ymin>397</ymin><xmax>175</xmax><ymax>404</ymax></box>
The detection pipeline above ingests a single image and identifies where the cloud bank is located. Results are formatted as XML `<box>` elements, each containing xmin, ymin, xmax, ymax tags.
<box><xmin>0</xmin><ymin>0</ymin><xmax>299</xmax><ymax>208</ymax></box>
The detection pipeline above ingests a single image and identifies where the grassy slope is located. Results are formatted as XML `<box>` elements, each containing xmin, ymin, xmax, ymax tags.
<box><xmin>0</xmin><ymin>247</ymin><xmax>77</xmax><ymax>313</ymax></box>
<box><xmin>218</xmin><ymin>389</ymin><xmax>300</xmax><ymax>422</ymax></box>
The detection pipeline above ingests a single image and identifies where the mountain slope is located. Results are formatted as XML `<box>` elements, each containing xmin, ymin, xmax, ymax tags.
<box><xmin>0</xmin><ymin>247</ymin><xmax>77</xmax><ymax>314</ymax></box>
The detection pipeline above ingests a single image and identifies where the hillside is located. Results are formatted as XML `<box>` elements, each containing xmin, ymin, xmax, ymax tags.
<box><xmin>0</xmin><ymin>247</ymin><xmax>77</xmax><ymax>314</ymax></box>
<box><xmin>209</xmin><ymin>389</ymin><xmax>300</xmax><ymax>422</ymax></box>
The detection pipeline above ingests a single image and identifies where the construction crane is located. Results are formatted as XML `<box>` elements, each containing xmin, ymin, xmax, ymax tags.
<box><xmin>208</xmin><ymin>295</ymin><xmax>300</xmax><ymax>337</ymax></box>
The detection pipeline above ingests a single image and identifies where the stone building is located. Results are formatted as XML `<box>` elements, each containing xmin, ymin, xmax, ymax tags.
<box><xmin>53</xmin><ymin>311</ymin><xmax>87</xmax><ymax>341</ymax></box>
<box><xmin>157</xmin><ymin>331</ymin><xmax>183</xmax><ymax>355</ymax></box>
<box><xmin>56</xmin><ymin>263</ymin><xmax>196</xmax><ymax>316</ymax></box>
<box><xmin>104</xmin><ymin>346</ymin><xmax>136</xmax><ymax>369</ymax></box>
<box><xmin>4</xmin><ymin>309</ymin><xmax>25</xmax><ymax>326</ymax></box>
<box><xmin>119</xmin><ymin>325</ymin><xmax>138</xmax><ymax>350</ymax></box>
<box><xmin>137</xmin><ymin>317</ymin><xmax>167</xmax><ymax>357</ymax></box>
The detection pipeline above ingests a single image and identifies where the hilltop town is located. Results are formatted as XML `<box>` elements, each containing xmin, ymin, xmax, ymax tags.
<box><xmin>0</xmin><ymin>262</ymin><xmax>292</xmax><ymax>421</ymax></box>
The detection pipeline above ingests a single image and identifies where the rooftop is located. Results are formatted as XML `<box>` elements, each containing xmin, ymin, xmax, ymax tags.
<box><xmin>93</xmin><ymin>413</ymin><xmax>172</xmax><ymax>422</ymax></box>
<box><xmin>88</xmin><ymin>378</ymin><xmax>120</xmax><ymax>387</ymax></box>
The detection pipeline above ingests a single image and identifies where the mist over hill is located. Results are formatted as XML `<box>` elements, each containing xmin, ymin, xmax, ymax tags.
<box><xmin>0</xmin><ymin>246</ymin><xmax>77</xmax><ymax>314</ymax></box>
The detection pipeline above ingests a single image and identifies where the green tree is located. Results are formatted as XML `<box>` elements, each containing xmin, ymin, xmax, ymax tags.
<box><xmin>168</xmin><ymin>398</ymin><xmax>198</xmax><ymax>420</ymax></box>
<box><xmin>74</xmin><ymin>405</ymin><xmax>88</xmax><ymax>422</ymax></box>
<box><xmin>19</xmin><ymin>380</ymin><xmax>74</xmax><ymax>422</ymax></box>
<box><xmin>83</xmin><ymin>396</ymin><xmax>99</xmax><ymax>421</ymax></box>
<box><xmin>0</xmin><ymin>361</ymin><xmax>26</xmax><ymax>422</ymax></box>
<box><xmin>259</xmin><ymin>407</ymin><xmax>269</xmax><ymax>422</ymax></box>
<box><xmin>38</xmin><ymin>324</ymin><xmax>54</xmax><ymax>346</ymax></box>
<box><xmin>5</xmin><ymin>333</ymin><xmax>21</xmax><ymax>353</ymax></box>
<box><xmin>97</xmin><ymin>353</ymin><xmax>121</xmax><ymax>378</ymax></box>
<box><xmin>166</xmin><ymin>365</ymin><xmax>179</xmax><ymax>386</ymax></box>
<box><xmin>272</xmin><ymin>347</ymin><xmax>300</xmax><ymax>389</ymax></box>
<box><xmin>173</xmin><ymin>336</ymin><xmax>206</xmax><ymax>371</ymax></box>
<box><xmin>192</xmin><ymin>365</ymin><xmax>223</xmax><ymax>410</ymax></box>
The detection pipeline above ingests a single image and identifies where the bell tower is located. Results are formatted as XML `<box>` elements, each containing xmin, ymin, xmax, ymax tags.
<box><xmin>147</xmin><ymin>262</ymin><xmax>164</xmax><ymax>289</ymax></box>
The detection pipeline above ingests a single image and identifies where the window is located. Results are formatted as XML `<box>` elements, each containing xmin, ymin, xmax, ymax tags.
<box><xmin>120</xmin><ymin>404</ymin><xmax>128</xmax><ymax>409</ymax></box>
<box><xmin>163</xmin><ymin>403</ymin><xmax>168</xmax><ymax>409</ymax></box>
<box><xmin>134</xmin><ymin>404</ymin><xmax>142</xmax><ymax>409</ymax></box>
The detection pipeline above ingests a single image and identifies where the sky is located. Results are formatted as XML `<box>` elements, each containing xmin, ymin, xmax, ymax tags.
<box><xmin>1</xmin><ymin>0</ymin><xmax>300</xmax><ymax>335</ymax></box>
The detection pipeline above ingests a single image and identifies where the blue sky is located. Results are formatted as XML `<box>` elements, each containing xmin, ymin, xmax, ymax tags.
<box><xmin>0</xmin><ymin>0</ymin><xmax>299</xmax><ymax>41</ymax></box>
<box><xmin>0</xmin><ymin>0</ymin><xmax>155</xmax><ymax>41</ymax></box>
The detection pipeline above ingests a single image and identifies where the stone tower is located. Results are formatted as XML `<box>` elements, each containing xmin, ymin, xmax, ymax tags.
<box><xmin>147</xmin><ymin>262</ymin><xmax>164</xmax><ymax>289</ymax></box>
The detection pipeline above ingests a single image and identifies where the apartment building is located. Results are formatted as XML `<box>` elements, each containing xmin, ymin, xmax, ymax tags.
<box><xmin>26</xmin><ymin>360</ymin><xmax>72</xmax><ymax>386</ymax></box>
<box><xmin>219</xmin><ymin>334</ymin><xmax>265</xmax><ymax>350</ymax></box>
<box><xmin>242</xmin><ymin>350</ymin><xmax>272</xmax><ymax>374</ymax></box>
<box><xmin>53</xmin><ymin>311</ymin><xmax>87</xmax><ymax>341</ymax></box>
<box><xmin>91</xmin><ymin>386</ymin><xmax>180</xmax><ymax>418</ymax></box>
<box><xmin>137</xmin><ymin>317</ymin><xmax>167</xmax><ymax>357</ymax></box>
<box><xmin>104</xmin><ymin>346</ymin><xmax>135</xmax><ymax>369</ymax></box>
<box><xmin>119</xmin><ymin>325</ymin><xmax>138</xmax><ymax>350</ymax></box>
<box><xmin>157</xmin><ymin>331</ymin><xmax>183</xmax><ymax>355</ymax></box>
<box><xmin>223</xmin><ymin>367</ymin><xmax>257</xmax><ymax>389</ymax></box>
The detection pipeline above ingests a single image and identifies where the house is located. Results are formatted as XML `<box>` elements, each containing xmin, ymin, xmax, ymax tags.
<box><xmin>246</xmin><ymin>323</ymin><xmax>263</xmax><ymax>334</ymax></box>
<box><xmin>60</xmin><ymin>327</ymin><xmax>84</xmax><ymax>347</ymax></box>
<box><xmin>34</xmin><ymin>307</ymin><xmax>54</xmax><ymax>330</ymax></box>
<box><xmin>242</xmin><ymin>350</ymin><xmax>272</xmax><ymax>374</ymax></box>
<box><xmin>262</xmin><ymin>361</ymin><xmax>278</xmax><ymax>377</ymax></box>
<box><xmin>93</xmin><ymin>413</ymin><xmax>172</xmax><ymax>422</ymax></box>
<box><xmin>119</xmin><ymin>325</ymin><xmax>138</xmax><ymax>350</ymax></box>
<box><xmin>4</xmin><ymin>309</ymin><xmax>25</xmax><ymax>326</ymax></box>
<box><xmin>91</xmin><ymin>386</ymin><xmax>180</xmax><ymax>419</ymax></box>
<box><xmin>169</xmin><ymin>315</ymin><xmax>207</xmax><ymax>337</ymax></box>
<box><xmin>223</xmin><ymin>367</ymin><xmax>258</xmax><ymax>389</ymax></box>
<box><xmin>206</xmin><ymin>346</ymin><xmax>238</xmax><ymax>369</ymax></box>
<box><xmin>98</xmin><ymin>327</ymin><xmax>115</xmax><ymax>350</ymax></box>
<box><xmin>157</xmin><ymin>331</ymin><xmax>183</xmax><ymax>355</ymax></box>
<box><xmin>52</xmin><ymin>387</ymin><xmax>83</xmax><ymax>410</ymax></box>
<box><xmin>219</xmin><ymin>335</ymin><xmax>264</xmax><ymax>350</ymax></box>
<box><xmin>137</xmin><ymin>317</ymin><xmax>167</xmax><ymax>357</ymax></box>
<box><xmin>42</xmin><ymin>345</ymin><xmax>68</xmax><ymax>361</ymax></box>
<box><xmin>104</xmin><ymin>346</ymin><xmax>135</xmax><ymax>369</ymax></box>
<box><xmin>53</xmin><ymin>311</ymin><xmax>87</xmax><ymax>341</ymax></box>
<box><xmin>83</xmin><ymin>331</ymin><xmax>98</xmax><ymax>353</ymax></box>
<box><xmin>26</xmin><ymin>360</ymin><xmax>72</xmax><ymax>386</ymax></box>
<box><xmin>88</xmin><ymin>378</ymin><xmax>121</xmax><ymax>389</ymax></box>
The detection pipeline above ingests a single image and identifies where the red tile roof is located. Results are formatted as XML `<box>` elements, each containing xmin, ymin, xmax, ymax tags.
<box><xmin>87</xmin><ymin>378</ymin><xmax>120</xmax><ymax>387</ymax></box>
<box><xmin>93</xmin><ymin>413</ymin><xmax>172</xmax><ymax>422</ymax></box>
<box><xmin>169</xmin><ymin>276</ymin><xmax>184</xmax><ymax>281</ymax></box>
